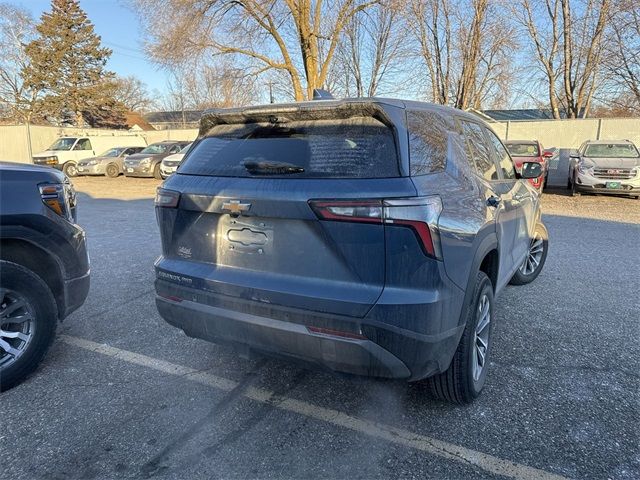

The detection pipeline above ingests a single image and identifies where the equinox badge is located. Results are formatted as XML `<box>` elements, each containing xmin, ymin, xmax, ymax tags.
<box><xmin>222</xmin><ymin>200</ymin><xmax>251</xmax><ymax>216</ymax></box>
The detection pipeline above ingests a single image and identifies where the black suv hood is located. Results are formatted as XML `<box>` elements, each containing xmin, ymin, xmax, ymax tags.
<box><xmin>0</xmin><ymin>161</ymin><xmax>66</xmax><ymax>182</ymax></box>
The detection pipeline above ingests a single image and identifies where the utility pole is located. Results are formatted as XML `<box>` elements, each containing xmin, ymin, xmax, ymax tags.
<box><xmin>269</xmin><ymin>81</ymin><xmax>274</xmax><ymax>104</ymax></box>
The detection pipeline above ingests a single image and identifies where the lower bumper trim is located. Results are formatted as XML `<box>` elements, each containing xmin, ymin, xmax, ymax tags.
<box><xmin>156</xmin><ymin>296</ymin><xmax>411</xmax><ymax>379</ymax></box>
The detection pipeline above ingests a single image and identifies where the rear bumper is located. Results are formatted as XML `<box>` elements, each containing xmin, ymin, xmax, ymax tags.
<box><xmin>155</xmin><ymin>280</ymin><xmax>463</xmax><ymax>381</ymax></box>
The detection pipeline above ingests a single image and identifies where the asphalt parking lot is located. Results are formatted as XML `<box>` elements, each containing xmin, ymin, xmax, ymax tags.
<box><xmin>1</xmin><ymin>177</ymin><xmax>639</xmax><ymax>480</ymax></box>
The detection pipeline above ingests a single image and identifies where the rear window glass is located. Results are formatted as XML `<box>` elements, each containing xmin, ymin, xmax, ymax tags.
<box><xmin>179</xmin><ymin>117</ymin><xmax>399</xmax><ymax>178</ymax></box>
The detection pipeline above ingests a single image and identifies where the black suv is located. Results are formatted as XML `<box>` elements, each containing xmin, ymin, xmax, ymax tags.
<box><xmin>0</xmin><ymin>162</ymin><xmax>90</xmax><ymax>390</ymax></box>
<box><xmin>154</xmin><ymin>98</ymin><xmax>548</xmax><ymax>403</ymax></box>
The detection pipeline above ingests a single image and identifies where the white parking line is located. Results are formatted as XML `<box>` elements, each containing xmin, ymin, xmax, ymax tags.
<box><xmin>60</xmin><ymin>334</ymin><xmax>566</xmax><ymax>480</ymax></box>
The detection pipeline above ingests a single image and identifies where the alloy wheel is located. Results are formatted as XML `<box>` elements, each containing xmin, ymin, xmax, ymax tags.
<box><xmin>0</xmin><ymin>289</ymin><xmax>36</xmax><ymax>369</ymax></box>
<box><xmin>519</xmin><ymin>235</ymin><xmax>545</xmax><ymax>275</ymax></box>
<box><xmin>472</xmin><ymin>294</ymin><xmax>491</xmax><ymax>381</ymax></box>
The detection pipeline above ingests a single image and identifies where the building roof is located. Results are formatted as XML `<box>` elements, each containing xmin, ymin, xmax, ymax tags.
<box><xmin>144</xmin><ymin>110</ymin><xmax>204</xmax><ymax>123</ymax></box>
<box><xmin>124</xmin><ymin>112</ymin><xmax>155</xmax><ymax>131</ymax></box>
<box><xmin>481</xmin><ymin>108</ymin><xmax>586</xmax><ymax>121</ymax></box>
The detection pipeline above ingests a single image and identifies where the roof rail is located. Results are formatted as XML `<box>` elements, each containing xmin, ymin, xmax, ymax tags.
<box><xmin>312</xmin><ymin>89</ymin><xmax>334</xmax><ymax>100</ymax></box>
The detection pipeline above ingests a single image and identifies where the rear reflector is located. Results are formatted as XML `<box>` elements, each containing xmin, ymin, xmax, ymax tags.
<box><xmin>307</xmin><ymin>326</ymin><xmax>367</xmax><ymax>340</ymax></box>
<box><xmin>309</xmin><ymin>196</ymin><xmax>443</xmax><ymax>259</ymax></box>
<box><xmin>159</xmin><ymin>293</ymin><xmax>183</xmax><ymax>302</ymax></box>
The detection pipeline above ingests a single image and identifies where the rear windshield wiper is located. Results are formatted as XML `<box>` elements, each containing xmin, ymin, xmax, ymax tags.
<box><xmin>242</xmin><ymin>161</ymin><xmax>305</xmax><ymax>175</ymax></box>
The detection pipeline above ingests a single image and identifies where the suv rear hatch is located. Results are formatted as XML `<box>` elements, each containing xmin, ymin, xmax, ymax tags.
<box><xmin>156</xmin><ymin>103</ymin><xmax>416</xmax><ymax>318</ymax></box>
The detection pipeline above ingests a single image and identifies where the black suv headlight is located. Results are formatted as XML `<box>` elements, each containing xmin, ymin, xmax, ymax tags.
<box><xmin>39</xmin><ymin>180</ymin><xmax>77</xmax><ymax>222</ymax></box>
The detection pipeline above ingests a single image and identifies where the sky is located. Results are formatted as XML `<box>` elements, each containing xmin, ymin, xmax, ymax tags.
<box><xmin>15</xmin><ymin>0</ymin><xmax>170</xmax><ymax>93</ymax></box>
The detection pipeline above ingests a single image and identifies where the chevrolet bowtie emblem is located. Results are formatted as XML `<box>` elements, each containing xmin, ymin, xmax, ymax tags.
<box><xmin>222</xmin><ymin>200</ymin><xmax>251</xmax><ymax>216</ymax></box>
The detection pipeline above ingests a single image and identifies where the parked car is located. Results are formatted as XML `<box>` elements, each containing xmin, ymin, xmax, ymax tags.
<box><xmin>505</xmin><ymin>140</ymin><xmax>552</xmax><ymax>193</ymax></box>
<box><xmin>124</xmin><ymin>141</ymin><xmax>190</xmax><ymax>179</ymax></box>
<box><xmin>0</xmin><ymin>162</ymin><xmax>90</xmax><ymax>391</ymax></box>
<box><xmin>32</xmin><ymin>135</ymin><xmax>146</xmax><ymax>177</ymax></box>
<box><xmin>76</xmin><ymin>146</ymin><xmax>145</xmax><ymax>177</ymax></box>
<box><xmin>153</xmin><ymin>98</ymin><xmax>548</xmax><ymax>404</ymax></box>
<box><xmin>569</xmin><ymin>140</ymin><xmax>640</xmax><ymax>198</ymax></box>
<box><xmin>159</xmin><ymin>143</ymin><xmax>192</xmax><ymax>179</ymax></box>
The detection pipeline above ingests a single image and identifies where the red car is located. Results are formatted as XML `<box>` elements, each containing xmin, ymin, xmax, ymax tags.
<box><xmin>505</xmin><ymin>140</ymin><xmax>552</xmax><ymax>192</ymax></box>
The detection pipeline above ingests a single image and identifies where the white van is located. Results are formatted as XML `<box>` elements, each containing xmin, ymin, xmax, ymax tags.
<box><xmin>32</xmin><ymin>135</ymin><xmax>147</xmax><ymax>177</ymax></box>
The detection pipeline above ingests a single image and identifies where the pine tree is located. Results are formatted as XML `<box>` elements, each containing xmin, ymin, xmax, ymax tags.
<box><xmin>22</xmin><ymin>0</ymin><xmax>125</xmax><ymax>128</ymax></box>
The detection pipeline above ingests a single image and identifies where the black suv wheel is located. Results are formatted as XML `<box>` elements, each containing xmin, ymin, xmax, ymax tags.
<box><xmin>0</xmin><ymin>261</ymin><xmax>58</xmax><ymax>391</ymax></box>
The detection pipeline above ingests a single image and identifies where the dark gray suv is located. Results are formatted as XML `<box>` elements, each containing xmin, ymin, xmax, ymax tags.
<box><xmin>154</xmin><ymin>98</ymin><xmax>548</xmax><ymax>403</ymax></box>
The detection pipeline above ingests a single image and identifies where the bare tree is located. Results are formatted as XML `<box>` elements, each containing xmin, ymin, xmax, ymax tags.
<box><xmin>112</xmin><ymin>75</ymin><xmax>153</xmax><ymax>113</ymax></box>
<box><xmin>603</xmin><ymin>0</ymin><xmax>639</xmax><ymax>113</ymax></box>
<box><xmin>0</xmin><ymin>3</ymin><xmax>40</xmax><ymax>123</ymax></box>
<box><xmin>511</xmin><ymin>0</ymin><xmax>562</xmax><ymax>118</ymax></box>
<box><xmin>132</xmin><ymin>0</ymin><xmax>379</xmax><ymax>101</ymax></box>
<box><xmin>407</xmin><ymin>0</ymin><xmax>516</xmax><ymax>110</ymax></box>
<box><xmin>332</xmin><ymin>0</ymin><xmax>407</xmax><ymax>97</ymax></box>
<box><xmin>561</xmin><ymin>0</ymin><xmax>610</xmax><ymax>118</ymax></box>
<box><xmin>514</xmin><ymin>0</ymin><xmax>610</xmax><ymax>118</ymax></box>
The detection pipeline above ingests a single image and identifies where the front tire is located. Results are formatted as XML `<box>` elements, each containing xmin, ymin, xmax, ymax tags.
<box><xmin>105</xmin><ymin>163</ymin><xmax>120</xmax><ymax>178</ymax></box>
<box><xmin>153</xmin><ymin>164</ymin><xmax>162</xmax><ymax>180</ymax></box>
<box><xmin>63</xmin><ymin>162</ymin><xmax>78</xmax><ymax>177</ymax></box>
<box><xmin>510</xmin><ymin>223</ymin><xmax>549</xmax><ymax>286</ymax></box>
<box><xmin>426</xmin><ymin>271</ymin><xmax>494</xmax><ymax>404</ymax></box>
<box><xmin>0</xmin><ymin>261</ymin><xmax>58</xmax><ymax>391</ymax></box>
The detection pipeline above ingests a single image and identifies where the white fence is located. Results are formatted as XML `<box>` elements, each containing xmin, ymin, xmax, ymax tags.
<box><xmin>1</xmin><ymin>117</ymin><xmax>639</xmax><ymax>164</ymax></box>
<box><xmin>0</xmin><ymin>125</ymin><xmax>199</xmax><ymax>164</ymax></box>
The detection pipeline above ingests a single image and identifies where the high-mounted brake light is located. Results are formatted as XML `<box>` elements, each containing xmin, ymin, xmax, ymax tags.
<box><xmin>309</xmin><ymin>196</ymin><xmax>443</xmax><ymax>260</ymax></box>
<box><xmin>155</xmin><ymin>188</ymin><xmax>180</xmax><ymax>208</ymax></box>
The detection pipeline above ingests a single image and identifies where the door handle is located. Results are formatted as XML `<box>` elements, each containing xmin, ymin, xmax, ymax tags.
<box><xmin>487</xmin><ymin>196</ymin><xmax>501</xmax><ymax>208</ymax></box>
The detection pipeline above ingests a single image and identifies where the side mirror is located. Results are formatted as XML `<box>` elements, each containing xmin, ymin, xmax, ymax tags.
<box><xmin>520</xmin><ymin>161</ymin><xmax>542</xmax><ymax>179</ymax></box>
<box><xmin>542</xmin><ymin>151</ymin><xmax>554</xmax><ymax>158</ymax></box>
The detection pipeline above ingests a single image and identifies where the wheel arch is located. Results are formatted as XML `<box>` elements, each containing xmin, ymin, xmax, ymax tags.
<box><xmin>0</xmin><ymin>238</ymin><xmax>64</xmax><ymax>319</ymax></box>
<box><xmin>457</xmin><ymin>233</ymin><xmax>499</xmax><ymax>328</ymax></box>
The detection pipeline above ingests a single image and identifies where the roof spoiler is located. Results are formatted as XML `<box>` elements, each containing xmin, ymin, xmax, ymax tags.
<box><xmin>312</xmin><ymin>89</ymin><xmax>334</xmax><ymax>100</ymax></box>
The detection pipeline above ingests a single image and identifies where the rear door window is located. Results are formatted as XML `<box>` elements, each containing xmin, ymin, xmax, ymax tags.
<box><xmin>407</xmin><ymin>110</ymin><xmax>448</xmax><ymax>175</ymax></box>
<box><xmin>179</xmin><ymin>117</ymin><xmax>400</xmax><ymax>178</ymax></box>
<box><xmin>460</xmin><ymin>121</ymin><xmax>499</xmax><ymax>181</ymax></box>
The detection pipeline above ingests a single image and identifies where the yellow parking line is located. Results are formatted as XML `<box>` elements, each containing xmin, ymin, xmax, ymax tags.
<box><xmin>60</xmin><ymin>334</ymin><xmax>567</xmax><ymax>480</ymax></box>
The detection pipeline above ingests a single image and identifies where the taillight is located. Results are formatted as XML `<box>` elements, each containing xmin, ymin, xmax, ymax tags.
<box><xmin>39</xmin><ymin>182</ymin><xmax>75</xmax><ymax>222</ymax></box>
<box><xmin>309</xmin><ymin>200</ymin><xmax>382</xmax><ymax>223</ymax></box>
<box><xmin>309</xmin><ymin>196</ymin><xmax>443</xmax><ymax>260</ymax></box>
<box><xmin>155</xmin><ymin>188</ymin><xmax>180</xmax><ymax>208</ymax></box>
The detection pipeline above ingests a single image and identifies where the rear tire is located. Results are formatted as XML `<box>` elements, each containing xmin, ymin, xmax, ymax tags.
<box><xmin>509</xmin><ymin>223</ymin><xmax>548</xmax><ymax>286</ymax></box>
<box><xmin>105</xmin><ymin>163</ymin><xmax>119</xmax><ymax>178</ymax></box>
<box><xmin>0</xmin><ymin>261</ymin><xmax>57</xmax><ymax>391</ymax></box>
<box><xmin>426</xmin><ymin>271</ymin><xmax>494</xmax><ymax>404</ymax></box>
<box><xmin>63</xmin><ymin>162</ymin><xmax>78</xmax><ymax>177</ymax></box>
<box><xmin>153</xmin><ymin>163</ymin><xmax>162</xmax><ymax>180</ymax></box>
